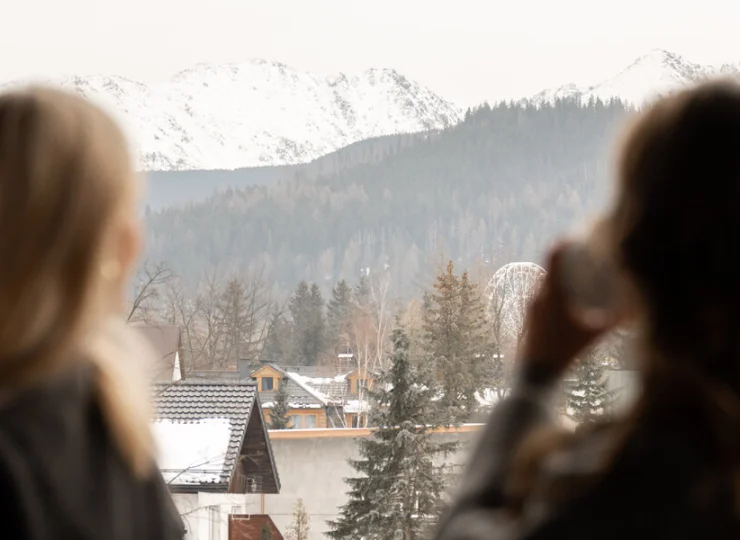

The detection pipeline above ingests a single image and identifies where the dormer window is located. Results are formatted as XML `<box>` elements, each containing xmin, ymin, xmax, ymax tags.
<box><xmin>261</xmin><ymin>377</ymin><xmax>274</xmax><ymax>391</ymax></box>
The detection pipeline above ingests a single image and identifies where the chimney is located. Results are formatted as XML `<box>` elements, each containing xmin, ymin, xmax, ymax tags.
<box><xmin>238</xmin><ymin>358</ymin><xmax>251</xmax><ymax>380</ymax></box>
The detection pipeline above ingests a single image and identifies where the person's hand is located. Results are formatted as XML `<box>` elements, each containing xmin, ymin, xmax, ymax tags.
<box><xmin>520</xmin><ymin>241</ymin><xmax>620</xmax><ymax>376</ymax></box>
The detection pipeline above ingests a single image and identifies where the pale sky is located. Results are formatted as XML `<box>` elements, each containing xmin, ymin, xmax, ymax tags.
<box><xmin>2</xmin><ymin>0</ymin><xmax>738</xmax><ymax>105</ymax></box>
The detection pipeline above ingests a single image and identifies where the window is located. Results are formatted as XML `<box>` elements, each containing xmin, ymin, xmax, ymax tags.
<box><xmin>304</xmin><ymin>414</ymin><xmax>317</xmax><ymax>429</ymax></box>
<box><xmin>261</xmin><ymin>377</ymin><xmax>274</xmax><ymax>391</ymax></box>
<box><xmin>352</xmin><ymin>414</ymin><xmax>366</xmax><ymax>428</ymax></box>
<box><xmin>357</xmin><ymin>379</ymin><xmax>368</xmax><ymax>392</ymax></box>
<box><xmin>289</xmin><ymin>415</ymin><xmax>302</xmax><ymax>429</ymax></box>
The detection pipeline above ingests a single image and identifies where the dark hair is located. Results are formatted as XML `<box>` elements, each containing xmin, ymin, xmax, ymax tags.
<box><xmin>510</xmin><ymin>80</ymin><xmax>740</xmax><ymax>511</ymax></box>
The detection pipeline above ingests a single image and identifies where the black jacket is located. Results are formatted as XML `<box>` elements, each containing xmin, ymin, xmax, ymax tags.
<box><xmin>434</xmin><ymin>368</ymin><xmax>740</xmax><ymax>540</ymax></box>
<box><xmin>0</xmin><ymin>366</ymin><xmax>184</xmax><ymax>539</ymax></box>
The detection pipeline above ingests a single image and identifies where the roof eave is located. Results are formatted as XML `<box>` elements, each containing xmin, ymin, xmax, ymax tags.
<box><xmin>167</xmin><ymin>482</ymin><xmax>231</xmax><ymax>494</ymax></box>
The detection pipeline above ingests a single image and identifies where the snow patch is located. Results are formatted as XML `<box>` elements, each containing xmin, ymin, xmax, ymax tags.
<box><xmin>151</xmin><ymin>418</ymin><xmax>231</xmax><ymax>484</ymax></box>
<box><xmin>262</xmin><ymin>401</ymin><xmax>323</xmax><ymax>410</ymax></box>
<box><xmin>343</xmin><ymin>400</ymin><xmax>371</xmax><ymax>414</ymax></box>
<box><xmin>285</xmin><ymin>372</ymin><xmax>331</xmax><ymax>403</ymax></box>
<box><xmin>475</xmin><ymin>389</ymin><xmax>501</xmax><ymax>408</ymax></box>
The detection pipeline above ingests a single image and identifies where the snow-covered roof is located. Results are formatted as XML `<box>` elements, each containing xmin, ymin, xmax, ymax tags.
<box><xmin>152</xmin><ymin>418</ymin><xmax>231</xmax><ymax>485</ymax></box>
<box><xmin>152</xmin><ymin>380</ymin><xmax>280</xmax><ymax>493</ymax></box>
<box><xmin>261</xmin><ymin>401</ymin><xmax>323</xmax><ymax>410</ymax></box>
<box><xmin>285</xmin><ymin>371</ymin><xmax>332</xmax><ymax>404</ymax></box>
<box><xmin>343</xmin><ymin>399</ymin><xmax>371</xmax><ymax>414</ymax></box>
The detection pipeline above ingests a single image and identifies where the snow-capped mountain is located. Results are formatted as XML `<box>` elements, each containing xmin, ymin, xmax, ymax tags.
<box><xmin>4</xmin><ymin>60</ymin><xmax>461</xmax><ymax>171</ymax></box>
<box><xmin>530</xmin><ymin>49</ymin><xmax>740</xmax><ymax>107</ymax></box>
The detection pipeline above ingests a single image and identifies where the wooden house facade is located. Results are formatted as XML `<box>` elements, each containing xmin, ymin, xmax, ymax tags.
<box><xmin>250</xmin><ymin>364</ymin><xmax>375</xmax><ymax>429</ymax></box>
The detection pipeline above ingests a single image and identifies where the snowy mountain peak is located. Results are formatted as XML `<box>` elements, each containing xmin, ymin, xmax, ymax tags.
<box><xmin>530</xmin><ymin>49</ymin><xmax>733</xmax><ymax>107</ymax></box>
<box><xmin>4</xmin><ymin>61</ymin><xmax>461</xmax><ymax>171</ymax></box>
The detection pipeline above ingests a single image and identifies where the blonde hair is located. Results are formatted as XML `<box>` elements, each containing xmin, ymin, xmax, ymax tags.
<box><xmin>0</xmin><ymin>86</ymin><xmax>154</xmax><ymax>476</ymax></box>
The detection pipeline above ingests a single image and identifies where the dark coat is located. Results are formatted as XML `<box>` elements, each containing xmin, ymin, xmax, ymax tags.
<box><xmin>0</xmin><ymin>366</ymin><xmax>184</xmax><ymax>539</ymax></box>
<box><xmin>434</xmin><ymin>368</ymin><xmax>740</xmax><ymax>540</ymax></box>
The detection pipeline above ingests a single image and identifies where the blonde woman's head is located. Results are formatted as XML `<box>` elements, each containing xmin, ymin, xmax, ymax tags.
<box><xmin>0</xmin><ymin>86</ymin><xmax>141</xmax><ymax>380</ymax></box>
<box><xmin>0</xmin><ymin>85</ymin><xmax>153</xmax><ymax>474</ymax></box>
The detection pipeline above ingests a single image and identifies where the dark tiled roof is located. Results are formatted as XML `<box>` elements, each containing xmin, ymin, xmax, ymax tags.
<box><xmin>152</xmin><ymin>381</ymin><xmax>257</xmax><ymax>487</ymax></box>
<box><xmin>309</xmin><ymin>378</ymin><xmax>351</xmax><ymax>402</ymax></box>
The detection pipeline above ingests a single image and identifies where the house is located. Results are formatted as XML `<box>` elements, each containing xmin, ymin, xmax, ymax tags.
<box><xmin>250</xmin><ymin>363</ymin><xmax>375</xmax><ymax>429</ymax></box>
<box><xmin>152</xmin><ymin>380</ymin><xmax>281</xmax><ymax>540</ymax></box>
<box><xmin>130</xmin><ymin>323</ymin><xmax>184</xmax><ymax>382</ymax></box>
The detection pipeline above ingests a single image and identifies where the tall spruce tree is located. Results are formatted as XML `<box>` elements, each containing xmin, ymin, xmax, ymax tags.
<box><xmin>289</xmin><ymin>281</ymin><xmax>311</xmax><ymax>363</ymax></box>
<box><xmin>457</xmin><ymin>270</ymin><xmax>490</xmax><ymax>404</ymax></box>
<box><xmin>327</xmin><ymin>326</ymin><xmax>456</xmax><ymax>540</ymax></box>
<box><xmin>262</xmin><ymin>313</ymin><xmax>292</xmax><ymax>364</ymax></box>
<box><xmin>422</xmin><ymin>262</ymin><xmax>489</xmax><ymax>424</ymax></box>
<box><xmin>289</xmin><ymin>281</ymin><xmax>326</xmax><ymax>365</ymax></box>
<box><xmin>566</xmin><ymin>350</ymin><xmax>610</xmax><ymax>426</ymax></box>
<box><xmin>269</xmin><ymin>378</ymin><xmax>291</xmax><ymax>430</ymax></box>
<box><xmin>327</xmin><ymin>280</ymin><xmax>353</xmax><ymax>349</ymax></box>
<box><xmin>308</xmin><ymin>283</ymin><xmax>327</xmax><ymax>363</ymax></box>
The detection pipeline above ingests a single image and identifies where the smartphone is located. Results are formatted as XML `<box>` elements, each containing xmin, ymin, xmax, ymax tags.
<box><xmin>557</xmin><ymin>222</ymin><xmax>623</xmax><ymax>328</ymax></box>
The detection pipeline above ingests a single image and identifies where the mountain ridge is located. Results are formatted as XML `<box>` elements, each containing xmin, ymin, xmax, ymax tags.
<box><xmin>529</xmin><ymin>48</ymin><xmax>740</xmax><ymax>107</ymax></box>
<box><xmin>2</xmin><ymin>59</ymin><xmax>461</xmax><ymax>172</ymax></box>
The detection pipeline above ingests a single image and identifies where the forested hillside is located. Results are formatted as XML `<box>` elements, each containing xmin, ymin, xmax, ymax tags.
<box><xmin>144</xmin><ymin>98</ymin><xmax>632</xmax><ymax>292</ymax></box>
<box><xmin>144</xmin><ymin>132</ymin><xmax>426</xmax><ymax>210</ymax></box>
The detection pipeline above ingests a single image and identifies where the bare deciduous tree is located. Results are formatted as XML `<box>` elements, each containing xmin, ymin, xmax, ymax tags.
<box><xmin>135</xmin><ymin>265</ymin><xmax>276</xmax><ymax>370</ymax></box>
<box><xmin>286</xmin><ymin>499</ymin><xmax>310</xmax><ymax>540</ymax></box>
<box><xmin>127</xmin><ymin>261</ymin><xmax>175</xmax><ymax>322</ymax></box>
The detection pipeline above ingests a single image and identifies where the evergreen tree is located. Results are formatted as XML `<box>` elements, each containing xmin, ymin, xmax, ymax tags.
<box><xmin>286</xmin><ymin>499</ymin><xmax>310</xmax><ymax>540</ymax></box>
<box><xmin>457</xmin><ymin>270</ymin><xmax>490</xmax><ymax>396</ymax></box>
<box><xmin>354</xmin><ymin>275</ymin><xmax>371</xmax><ymax>306</ymax></box>
<box><xmin>327</xmin><ymin>326</ymin><xmax>456</xmax><ymax>540</ymax></box>
<box><xmin>269</xmin><ymin>378</ymin><xmax>291</xmax><ymax>430</ymax></box>
<box><xmin>289</xmin><ymin>281</ymin><xmax>325</xmax><ymax>365</ymax></box>
<box><xmin>308</xmin><ymin>283</ymin><xmax>327</xmax><ymax>361</ymax></box>
<box><xmin>260</xmin><ymin>523</ymin><xmax>273</xmax><ymax>540</ymax></box>
<box><xmin>422</xmin><ymin>262</ymin><xmax>489</xmax><ymax>423</ymax></box>
<box><xmin>262</xmin><ymin>313</ymin><xmax>292</xmax><ymax>364</ymax></box>
<box><xmin>326</xmin><ymin>280</ymin><xmax>353</xmax><ymax>349</ymax></box>
<box><xmin>566</xmin><ymin>350</ymin><xmax>611</xmax><ymax>426</ymax></box>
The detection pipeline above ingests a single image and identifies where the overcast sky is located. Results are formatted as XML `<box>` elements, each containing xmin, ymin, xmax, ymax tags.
<box><xmin>2</xmin><ymin>0</ymin><xmax>738</xmax><ymax>105</ymax></box>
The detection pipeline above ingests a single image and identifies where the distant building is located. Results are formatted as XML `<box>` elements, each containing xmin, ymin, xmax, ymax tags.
<box><xmin>250</xmin><ymin>363</ymin><xmax>375</xmax><ymax>429</ymax></box>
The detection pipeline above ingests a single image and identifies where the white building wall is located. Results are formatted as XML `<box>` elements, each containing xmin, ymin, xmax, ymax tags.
<box><xmin>240</xmin><ymin>430</ymin><xmax>479</xmax><ymax>540</ymax></box>
<box><xmin>173</xmin><ymin>492</ymin><xmax>251</xmax><ymax>540</ymax></box>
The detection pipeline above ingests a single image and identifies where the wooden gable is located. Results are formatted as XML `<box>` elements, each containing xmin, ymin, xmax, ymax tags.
<box><xmin>230</xmin><ymin>396</ymin><xmax>280</xmax><ymax>494</ymax></box>
<box><xmin>251</xmin><ymin>365</ymin><xmax>284</xmax><ymax>392</ymax></box>
<box><xmin>345</xmin><ymin>368</ymin><xmax>375</xmax><ymax>395</ymax></box>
